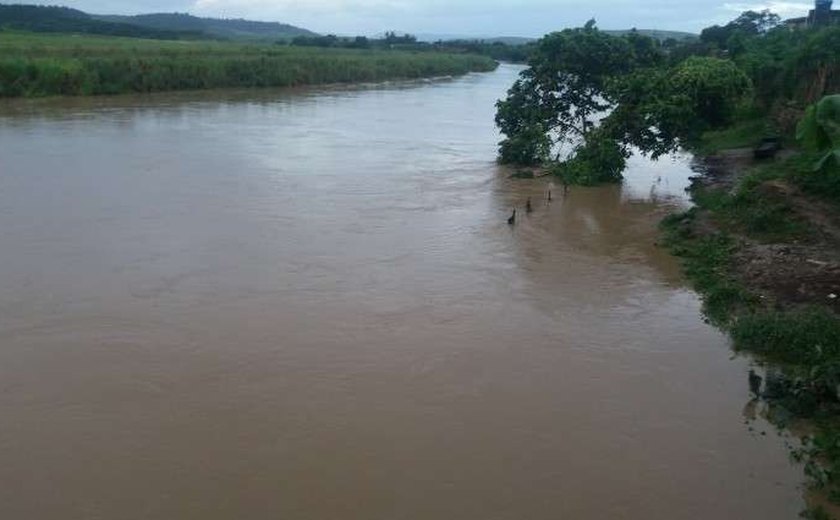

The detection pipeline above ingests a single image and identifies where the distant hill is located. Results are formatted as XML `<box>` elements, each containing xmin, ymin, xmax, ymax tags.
<box><xmin>604</xmin><ymin>29</ymin><xmax>698</xmax><ymax>41</ymax></box>
<box><xmin>0</xmin><ymin>4</ymin><xmax>317</xmax><ymax>41</ymax></box>
<box><xmin>0</xmin><ymin>4</ymin><xmax>196</xmax><ymax>38</ymax></box>
<box><xmin>417</xmin><ymin>30</ymin><xmax>696</xmax><ymax>44</ymax></box>
<box><xmin>95</xmin><ymin>13</ymin><xmax>317</xmax><ymax>41</ymax></box>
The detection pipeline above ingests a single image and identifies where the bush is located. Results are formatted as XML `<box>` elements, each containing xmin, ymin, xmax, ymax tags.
<box><xmin>553</xmin><ymin>132</ymin><xmax>628</xmax><ymax>185</ymax></box>
<box><xmin>667</xmin><ymin>56</ymin><xmax>753</xmax><ymax>129</ymax></box>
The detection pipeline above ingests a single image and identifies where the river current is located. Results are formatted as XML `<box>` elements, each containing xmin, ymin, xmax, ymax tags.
<box><xmin>0</xmin><ymin>64</ymin><xmax>805</xmax><ymax>518</ymax></box>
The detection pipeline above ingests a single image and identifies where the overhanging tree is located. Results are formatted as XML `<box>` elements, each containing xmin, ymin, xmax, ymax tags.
<box><xmin>495</xmin><ymin>21</ymin><xmax>649</xmax><ymax>165</ymax></box>
<box><xmin>495</xmin><ymin>21</ymin><xmax>752</xmax><ymax>185</ymax></box>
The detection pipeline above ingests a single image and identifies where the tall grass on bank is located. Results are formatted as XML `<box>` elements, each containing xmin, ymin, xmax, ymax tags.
<box><xmin>0</xmin><ymin>31</ymin><xmax>498</xmax><ymax>97</ymax></box>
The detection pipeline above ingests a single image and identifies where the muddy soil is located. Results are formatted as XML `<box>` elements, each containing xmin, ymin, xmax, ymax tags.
<box><xmin>689</xmin><ymin>149</ymin><xmax>840</xmax><ymax>315</ymax></box>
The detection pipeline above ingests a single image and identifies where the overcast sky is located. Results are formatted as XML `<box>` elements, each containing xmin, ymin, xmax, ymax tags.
<box><xmin>44</xmin><ymin>0</ymin><xmax>816</xmax><ymax>36</ymax></box>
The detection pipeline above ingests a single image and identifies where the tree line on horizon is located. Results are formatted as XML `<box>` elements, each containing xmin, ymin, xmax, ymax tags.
<box><xmin>289</xmin><ymin>31</ymin><xmax>533</xmax><ymax>62</ymax></box>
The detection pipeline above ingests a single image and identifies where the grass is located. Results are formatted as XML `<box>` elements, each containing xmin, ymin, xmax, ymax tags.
<box><xmin>698</xmin><ymin>168</ymin><xmax>813</xmax><ymax>242</ymax></box>
<box><xmin>803</xmin><ymin>506</ymin><xmax>835</xmax><ymax>520</ymax></box>
<box><xmin>0</xmin><ymin>30</ymin><xmax>498</xmax><ymax>97</ymax></box>
<box><xmin>792</xmin><ymin>153</ymin><xmax>840</xmax><ymax>208</ymax></box>
<box><xmin>693</xmin><ymin>116</ymin><xmax>775</xmax><ymax>155</ymax></box>
<box><xmin>663</xmin><ymin>128</ymin><xmax>840</xmax><ymax>505</ymax></box>
<box><xmin>660</xmin><ymin>211</ymin><xmax>756</xmax><ymax>324</ymax></box>
<box><xmin>660</xmin><ymin>156</ymin><xmax>814</xmax><ymax>323</ymax></box>
<box><xmin>663</xmin><ymin>205</ymin><xmax>840</xmax><ymax>501</ymax></box>
<box><xmin>692</xmin><ymin>111</ymin><xmax>840</xmax><ymax>209</ymax></box>
<box><xmin>732</xmin><ymin>309</ymin><xmax>840</xmax><ymax>366</ymax></box>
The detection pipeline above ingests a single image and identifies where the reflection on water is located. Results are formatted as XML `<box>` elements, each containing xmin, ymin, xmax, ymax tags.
<box><xmin>0</xmin><ymin>64</ymin><xmax>805</xmax><ymax>519</ymax></box>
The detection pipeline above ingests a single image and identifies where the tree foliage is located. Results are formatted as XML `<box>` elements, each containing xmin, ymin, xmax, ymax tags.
<box><xmin>492</xmin><ymin>8</ymin><xmax>840</xmax><ymax>184</ymax></box>
<box><xmin>495</xmin><ymin>21</ymin><xmax>656</xmax><ymax>165</ymax></box>
<box><xmin>700</xmin><ymin>9</ymin><xmax>781</xmax><ymax>52</ymax></box>
<box><xmin>697</xmin><ymin>18</ymin><xmax>840</xmax><ymax>105</ymax></box>
<box><xmin>667</xmin><ymin>57</ymin><xmax>752</xmax><ymax>128</ymax></box>
<box><xmin>495</xmin><ymin>20</ymin><xmax>752</xmax><ymax>182</ymax></box>
<box><xmin>603</xmin><ymin>69</ymin><xmax>694</xmax><ymax>158</ymax></box>
<box><xmin>552</xmin><ymin>129</ymin><xmax>628</xmax><ymax>185</ymax></box>
<box><xmin>790</xmin><ymin>26</ymin><xmax>840</xmax><ymax>102</ymax></box>
<box><xmin>495</xmin><ymin>78</ymin><xmax>552</xmax><ymax>164</ymax></box>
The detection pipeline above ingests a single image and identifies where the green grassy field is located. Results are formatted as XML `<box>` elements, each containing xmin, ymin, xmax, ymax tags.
<box><xmin>0</xmin><ymin>31</ymin><xmax>498</xmax><ymax>97</ymax></box>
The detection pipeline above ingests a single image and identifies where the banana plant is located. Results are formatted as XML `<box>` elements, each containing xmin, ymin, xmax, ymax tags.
<box><xmin>797</xmin><ymin>94</ymin><xmax>840</xmax><ymax>172</ymax></box>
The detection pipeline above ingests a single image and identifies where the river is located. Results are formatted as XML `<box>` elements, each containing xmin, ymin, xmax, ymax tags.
<box><xmin>0</xmin><ymin>64</ymin><xmax>806</xmax><ymax>518</ymax></box>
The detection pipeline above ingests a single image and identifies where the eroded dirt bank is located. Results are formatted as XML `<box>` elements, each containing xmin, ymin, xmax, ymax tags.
<box><xmin>687</xmin><ymin>149</ymin><xmax>840</xmax><ymax>315</ymax></box>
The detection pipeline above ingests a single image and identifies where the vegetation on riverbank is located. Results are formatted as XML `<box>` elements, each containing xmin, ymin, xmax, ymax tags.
<box><xmin>658</xmin><ymin>19</ymin><xmax>840</xmax><ymax>509</ymax></box>
<box><xmin>661</xmin><ymin>117</ymin><xmax>840</xmax><ymax>514</ymax></box>
<box><xmin>0</xmin><ymin>31</ymin><xmax>498</xmax><ymax>97</ymax></box>
<box><xmin>494</xmin><ymin>11</ymin><xmax>840</xmax><ymax>185</ymax></box>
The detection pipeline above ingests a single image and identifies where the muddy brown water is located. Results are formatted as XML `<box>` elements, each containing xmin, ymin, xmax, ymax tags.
<box><xmin>0</xmin><ymin>64</ymin><xmax>806</xmax><ymax>519</ymax></box>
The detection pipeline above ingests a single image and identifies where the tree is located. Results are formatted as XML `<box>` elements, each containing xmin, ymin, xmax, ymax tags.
<box><xmin>552</xmin><ymin>128</ymin><xmax>628</xmax><ymax>185</ymax></box>
<box><xmin>790</xmin><ymin>26</ymin><xmax>840</xmax><ymax>102</ymax></box>
<box><xmin>495</xmin><ymin>21</ymin><xmax>651</xmax><ymax>164</ymax></box>
<box><xmin>700</xmin><ymin>10</ymin><xmax>780</xmax><ymax>54</ymax></box>
<box><xmin>603</xmin><ymin>69</ymin><xmax>693</xmax><ymax>158</ymax></box>
<box><xmin>494</xmin><ymin>19</ymin><xmax>753</xmax><ymax>183</ymax></box>
<box><xmin>349</xmin><ymin>36</ymin><xmax>370</xmax><ymax>49</ymax></box>
<box><xmin>667</xmin><ymin>56</ymin><xmax>752</xmax><ymax>128</ymax></box>
<box><xmin>730</xmin><ymin>9</ymin><xmax>781</xmax><ymax>35</ymax></box>
<box><xmin>383</xmin><ymin>31</ymin><xmax>417</xmax><ymax>44</ymax></box>
<box><xmin>606</xmin><ymin>57</ymin><xmax>752</xmax><ymax>156</ymax></box>
<box><xmin>495</xmin><ymin>79</ymin><xmax>552</xmax><ymax>164</ymax></box>
<box><xmin>699</xmin><ymin>24</ymin><xmax>730</xmax><ymax>49</ymax></box>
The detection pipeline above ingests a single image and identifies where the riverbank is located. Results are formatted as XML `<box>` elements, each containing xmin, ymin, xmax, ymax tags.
<box><xmin>660</xmin><ymin>127</ymin><xmax>840</xmax><ymax>516</ymax></box>
<box><xmin>0</xmin><ymin>31</ymin><xmax>498</xmax><ymax>97</ymax></box>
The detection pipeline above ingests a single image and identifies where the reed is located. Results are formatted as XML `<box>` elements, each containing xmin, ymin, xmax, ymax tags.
<box><xmin>0</xmin><ymin>31</ymin><xmax>498</xmax><ymax>97</ymax></box>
